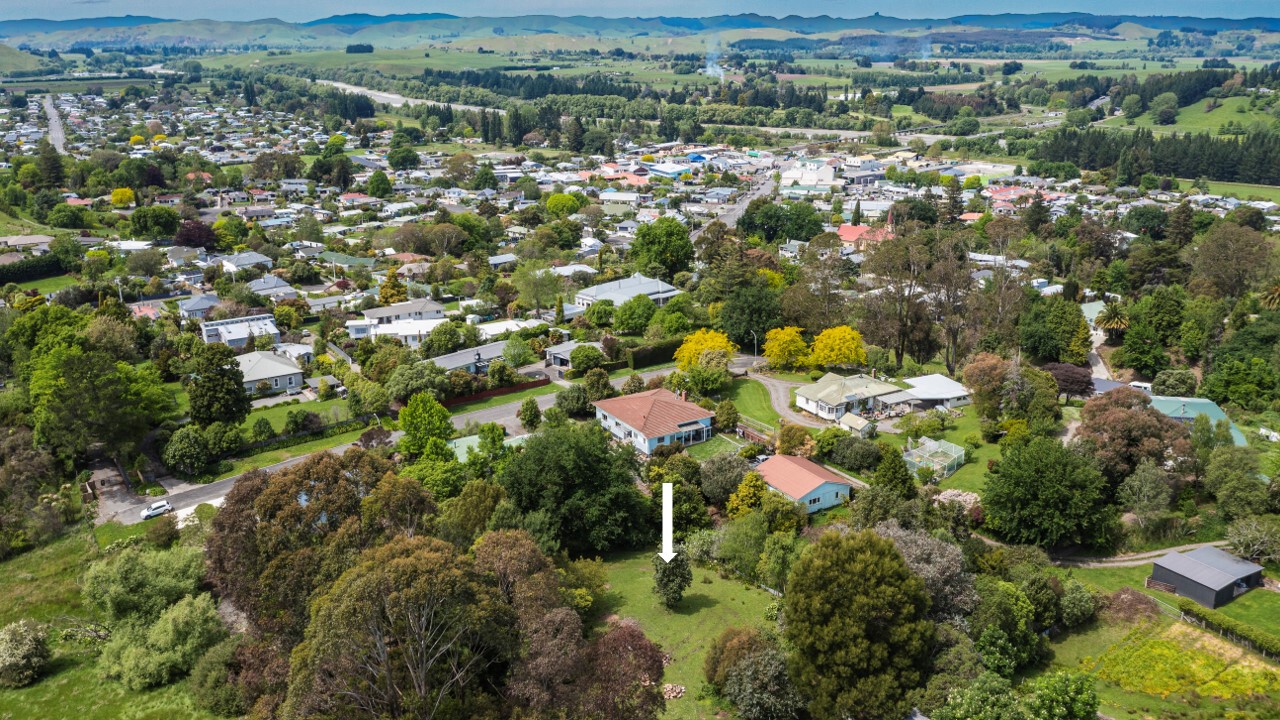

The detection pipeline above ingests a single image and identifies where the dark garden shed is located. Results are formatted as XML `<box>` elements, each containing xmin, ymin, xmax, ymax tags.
<box><xmin>1150</xmin><ymin>546</ymin><xmax>1264</xmax><ymax>609</ymax></box>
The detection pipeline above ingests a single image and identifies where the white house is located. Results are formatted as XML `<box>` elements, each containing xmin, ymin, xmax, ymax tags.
<box><xmin>201</xmin><ymin>316</ymin><xmax>279</xmax><ymax>348</ymax></box>
<box><xmin>574</xmin><ymin>273</ymin><xmax>681</xmax><ymax>308</ymax></box>
<box><xmin>795</xmin><ymin>373</ymin><xmax>901</xmax><ymax>421</ymax></box>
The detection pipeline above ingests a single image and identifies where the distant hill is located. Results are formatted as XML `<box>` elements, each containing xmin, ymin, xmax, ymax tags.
<box><xmin>302</xmin><ymin>13</ymin><xmax>458</xmax><ymax>28</ymax></box>
<box><xmin>3</xmin><ymin>11</ymin><xmax>1279</xmax><ymax>50</ymax></box>
<box><xmin>0</xmin><ymin>42</ymin><xmax>51</xmax><ymax>74</ymax></box>
<box><xmin>0</xmin><ymin>15</ymin><xmax>171</xmax><ymax>38</ymax></box>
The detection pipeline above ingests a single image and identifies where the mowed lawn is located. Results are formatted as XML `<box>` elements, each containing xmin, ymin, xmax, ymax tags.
<box><xmin>877</xmin><ymin>404</ymin><xmax>995</xmax><ymax>495</ymax></box>
<box><xmin>724</xmin><ymin>378</ymin><xmax>779</xmax><ymax>429</ymax></box>
<box><xmin>600</xmin><ymin>552</ymin><xmax>775</xmax><ymax>720</ymax></box>
<box><xmin>0</xmin><ymin>529</ymin><xmax>219</xmax><ymax>720</ymax></box>
<box><xmin>16</xmin><ymin>273</ymin><xmax>79</xmax><ymax>294</ymax></box>
<box><xmin>240</xmin><ymin>398</ymin><xmax>349</xmax><ymax>434</ymax></box>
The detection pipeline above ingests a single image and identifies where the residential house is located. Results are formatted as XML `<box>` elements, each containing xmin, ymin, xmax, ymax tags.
<box><xmin>592</xmin><ymin>389</ymin><xmax>714</xmax><ymax>454</ymax></box>
<box><xmin>221</xmin><ymin>251</ymin><xmax>273</xmax><ymax>274</ymax></box>
<box><xmin>201</xmin><ymin>315</ymin><xmax>279</xmax><ymax>347</ymax></box>
<box><xmin>430</xmin><ymin>341</ymin><xmax>508</xmax><ymax>374</ymax></box>
<box><xmin>544</xmin><ymin>340</ymin><xmax>603</xmax><ymax>369</ymax></box>
<box><xmin>756</xmin><ymin>454</ymin><xmax>855</xmax><ymax>514</ymax></box>
<box><xmin>1149</xmin><ymin>395</ymin><xmax>1247</xmax><ymax>446</ymax></box>
<box><xmin>874</xmin><ymin>374</ymin><xmax>972</xmax><ymax>411</ymax></box>
<box><xmin>247</xmin><ymin>274</ymin><xmax>298</xmax><ymax>301</ymax></box>
<box><xmin>236</xmin><ymin>350</ymin><xmax>304</xmax><ymax>393</ymax></box>
<box><xmin>574</xmin><ymin>273</ymin><xmax>681</xmax><ymax>308</ymax></box>
<box><xmin>795</xmin><ymin>373</ymin><xmax>901</xmax><ymax>421</ymax></box>
<box><xmin>178</xmin><ymin>293</ymin><xmax>220</xmax><ymax>320</ymax></box>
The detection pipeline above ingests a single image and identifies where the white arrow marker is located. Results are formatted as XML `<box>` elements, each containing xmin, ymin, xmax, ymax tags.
<box><xmin>659</xmin><ymin>482</ymin><xmax>676</xmax><ymax>563</ymax></box>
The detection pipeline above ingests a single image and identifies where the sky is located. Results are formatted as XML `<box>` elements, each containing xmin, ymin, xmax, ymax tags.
<box><xmin>4</xmin><ymin>0</ymin><xmax>1277</xmax><ymax>22</ymax></box>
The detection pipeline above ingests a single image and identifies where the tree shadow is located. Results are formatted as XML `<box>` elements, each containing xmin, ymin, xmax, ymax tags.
<box><xmin>672</xmin><ymin>592</ymin><xmax>718</xmax><ymax>616</ymax></box>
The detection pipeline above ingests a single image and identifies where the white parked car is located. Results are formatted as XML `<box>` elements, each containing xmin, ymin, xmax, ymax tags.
<box><xmin>140</xmin><ymin>500</ymin><xmax>173</xmax><ymax>520</ymax></box>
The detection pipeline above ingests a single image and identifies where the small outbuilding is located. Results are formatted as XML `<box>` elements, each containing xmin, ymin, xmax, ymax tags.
<box><xmin>1150</xmin><ymin>546</ymin><xmax>1264</xmax><ymax>609</ymax></box>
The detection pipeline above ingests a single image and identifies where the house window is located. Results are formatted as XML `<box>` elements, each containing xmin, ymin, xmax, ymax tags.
<box><xmin>809</xmin><ymin>497</ymin><xmax>821</xmax><ymax>505</ymax></box>
<box><xmin>272</xmin><ymin>378</ymin><xmax>279</xmax><ymax>388</ymax></box>
<box><xmin>288</xmin><ymin>377</ymin><xmax>295</xmax><ymax>386</ymax></box>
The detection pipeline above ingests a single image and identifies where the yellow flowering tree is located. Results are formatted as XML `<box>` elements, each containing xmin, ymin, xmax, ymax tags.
<box><xmin>110</xmin><ymin>188</ymin><xmax>135</xmax><ymax>208</ymax></box>
<box><xmin>763</xmin><ymin>326</ymin><xmax>808</xmax><ymax>370</ymax></box>
<box><xmin>808</xmin><ymin>326</ymin><xmax>868</xmax><ymax>369</ymax></box>
<box><xmin>673</xmin><ymin>328</ymin><xmax>738</xmax><ymax>372</ymax></box>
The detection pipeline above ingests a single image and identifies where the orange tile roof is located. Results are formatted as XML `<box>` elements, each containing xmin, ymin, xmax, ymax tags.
<box><xmin>756</xmin><ymin>454</ymin><xmax>851</xmax><ymax>501</ymax></box>
<box><xmin>592</xmin><ymin>388</ymin><xmax>713</xmax><ymax>438</ymax></box>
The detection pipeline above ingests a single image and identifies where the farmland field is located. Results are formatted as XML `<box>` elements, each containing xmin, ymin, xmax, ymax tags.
<box><xmin>1102</xmin><ymin>94</ymin><xmax>1279</xmax><ymax>134</ymax></box>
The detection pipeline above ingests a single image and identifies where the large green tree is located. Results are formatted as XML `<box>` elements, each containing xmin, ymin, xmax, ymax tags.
<box><xmin>28</xmin><ymin>345</ymin><xmax>174</xmax><ymax>459</ymax></box>
<box><xmin>785</xmin><ymin>530</ymin><xmax>934</xmax><ymax>720</ymax></box>
<box><xmin>984</xmin><ymin>437</ymin><xmax>1118</xmax><ymax>548</ymax></box>
<box><xmin>282</xmin><ymin>535</ymin><xmax>517</xmax><ymax>719</ymax></box>
<box><xmin>630</xmin><ymin>217</ymin><xmax>693</xmax><ymax>280</ymax></box>
<box><xmin>185</xmin><ymin>343</ymin><xmax>251</xmax><ymax>428</ymax></box>
<box><xmin>496</xmin><ymin>424</ymin><xmax>649</xmax><ymax>555</ymax></box>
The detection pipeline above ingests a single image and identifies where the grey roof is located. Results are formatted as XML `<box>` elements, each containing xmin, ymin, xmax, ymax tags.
<box><xmin>178</xmin><ymin>294</ymin><xmax>219</xmax><ymax>312</ymax></box>
<box><xmin>236</xmin><ymin>351</ymin><xmax>301</xmax><ymax>384</ymax></box>
<box><xmin>247</xmin><ymin>275</ymin><xmax>291</xmax><ymax>292</ymax></box>
<box><xmin>429</xmin><ymin>340</ymin><xmax>508</xmax><ymax>372</ymax></box>
<box><xmin>1154</xmin><ymin>546</ymin><xmax>1263</xmax><ymax>591</ymax></box>
<box><xmin>361</xmin><ymin>298</ymin><xmax>444</xmax><ymax>320</ymax></box>
<box><xmin>576</xmin><ymin>272</ymin><xmax>680</xmax><ymax>306</ymax></box>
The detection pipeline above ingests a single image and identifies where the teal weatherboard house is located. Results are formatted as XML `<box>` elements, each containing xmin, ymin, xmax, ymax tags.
<box><xmin>756</xmin><ymin>454</ymin><xmax>855</xmax><ymax>513</ymax></box>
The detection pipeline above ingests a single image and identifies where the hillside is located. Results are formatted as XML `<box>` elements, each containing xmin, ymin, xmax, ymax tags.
<box><xmin>6</xmin><ymin>12</ymin><xmax>1280</xmax><ymax>50</ymax></box>
<box><xmin>0</xmin><ymin>43</ymin><xmax>50</xmax><ymax>74</ymax></box>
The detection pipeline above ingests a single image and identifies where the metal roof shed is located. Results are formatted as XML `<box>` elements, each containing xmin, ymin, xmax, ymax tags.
<box><xmin>1150</xmin><ymin>546</ymin><xmax>1264</xmax><ymax>609</ymax></box>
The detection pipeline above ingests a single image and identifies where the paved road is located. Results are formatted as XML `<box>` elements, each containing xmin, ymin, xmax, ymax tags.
<box><xmin>41</xmin><ymin>96</ymin><xmax>66</xmax><ymax>154</ymax></box>
<box><xmin>692</xmin><ymin>160</ymin><xmax>789</xmax><ymax>240</ymax></box>
<box><xmin>109</xmin><ymin>361</ymin><xmax>721</xmax><ymax>525</ymax></box>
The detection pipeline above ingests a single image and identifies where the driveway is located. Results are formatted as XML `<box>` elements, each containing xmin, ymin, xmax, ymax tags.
<box><xmin>750</xmin><ymin>373</ymin><xmax>825</xmax><ymax>428</ymax></box>
<box><xmin>1088</xmin><ymin>329</ymin><xmax>1113</xmax><ymax>380</ymax></box>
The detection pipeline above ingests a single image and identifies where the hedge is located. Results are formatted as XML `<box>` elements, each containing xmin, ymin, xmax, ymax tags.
<box><xmin>0</xmin><ymin>254</ymin><xmax>63</xmax><ymax>285</ymax></box>
<box><xmin>564</xmin><ymin>359</ymin><xmax>628</xmax><ymax>380</ymax></box>
<box><xmin>1177</xmin><ymin>597</ymin><xmax>1280</xmax><ymax>657</ymax></box>
<box><xmin>626</xmin><ymin>336</ymin><xmax>685</xmax><ymax>370</ymax></box>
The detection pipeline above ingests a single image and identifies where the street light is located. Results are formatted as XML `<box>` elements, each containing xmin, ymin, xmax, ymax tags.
<box><xmin>748</xmin><ymin>329</ymin><xmax>758</xmax><ymax>358</ymax></box>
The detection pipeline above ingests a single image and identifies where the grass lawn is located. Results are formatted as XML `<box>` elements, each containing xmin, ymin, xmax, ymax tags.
<box><xmin>212</xmin><ymin>426</ymin><xmax>369</xmax><ymax>481</ymax></box>
<box><xmin>724</xmin><ymin>378</ymin><xmax>779</xmax><ymax>428</ymax></box>
<box><xmin>878</xmin><ymin>405</ymin><xmax>993</xmax><ymax>495</ymax></box>
<box><xmin>0</xmin><ymin>528</ymin><xmax>219</xmax><ymax>719</ymax></box>
<box><xmin>684</xmin><ymin>433</ymin><xmax>743</xmax><ymax>461</ymax></box>
<box><xmin>16</xmin><ymin>273</ymin><xmax>79</xmax><ymax>294</ymax></box>
<box><xmin>1102</xmin><ymin>94</ymin><xmax>1277</xmax><ymax>135</ymax></box>
<box><xmin>599</xmin><ymin>552</ymin><xmax>775</xmax><ymax>720</ymax></box>
<box><xmin>91</xmin><ymin>520</ymin><xmax>153</xmax><ymax>549</ymax></box>
<box><xmin>448</xmin><ymin>382</ymin><xmax>558</xmax><ymax>414</ymax></box>
<box><xmin>1187</xmin><ymin>179</ymin><xmax>1280</xmax><ymax>203</ymax></box>
<box><xmin>163</xmin><ymin>382</ymin><xmax>190</xmax><ymax>419</ymax></box>
<box><xmin>241</xmin><ymin>398</ymin><xmax>349</xmax><ymax>435</ymax></box>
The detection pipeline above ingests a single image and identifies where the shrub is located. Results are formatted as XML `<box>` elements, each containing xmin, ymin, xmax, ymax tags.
<box><xmin>189</xmin><ymin>636</ymin><xmax>246</xmax><ymax>716</ymax></box>
<box><xmin>555</xmin><ymin>384</ymin><xmax>592</xmax><ymax>416</ymax></box>
<box><xmin>830</xmin><ymin>436</ymin><xmax>881</xmax><ymax>471</ymax></box>
<box><xmin>0</xmin><ymin>620</ymin><xmax>50</xmax><ymax>688</ymax></box>
<box><xmin>1059</xmin><ymin>579</ymin><xmax>1096</xmax><ymax>628</ymax></box>
<box><xmin>162</xmin><ymin>426</ymin><xmax>213</xmax><ymax>476</ymax></box>
<box><xmin>146</xmin><ymin>515</ymin><xmax>180</xmax><ymax>549</ymax></box>
<box><xmin>652</xmin><ymin>548</ymin><xmax>693</xmax><ymax>609</ymax></box>
<box><xmin>704</xmin><ymin>626</ymin><xmax>767</xmax><ymax>691</ymax></box>
<box><xmin>100</xmin><ymin>594</ymin><xmax>227</xmax><ymax>690</ymax></box>
<box><xmin>83</xmin><ymin>546</ymin><xmax>205</xmax><ymax>623</ymax></box>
